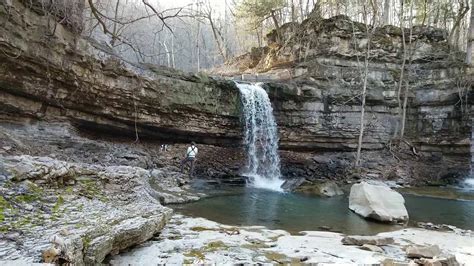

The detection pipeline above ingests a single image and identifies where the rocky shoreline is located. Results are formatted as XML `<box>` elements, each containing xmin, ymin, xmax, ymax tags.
<box><xmin>0</xmin><ymin>154</ymin><xmax>184</xmax><ymax>264</ymax></box>
<box><xmin>109</xmin><ymin>214</ymin><xmax>474</xmax><ymax>265</ymax></box>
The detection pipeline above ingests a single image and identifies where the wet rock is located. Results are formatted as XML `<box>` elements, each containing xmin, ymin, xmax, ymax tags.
<box><xmin>349</xmin><ymin>182</ymin><xmax>409</xmax><ymax>223</ymax></box>
<box><xmin>5</xmin><ymin>232</ymin><xmax>20</xmax><ymax>241</ymax></box>
<box><xmin>42</xmin><ymin>246</ymin><xmax>61</xmax><ymax>263</ymax></box>
<box><xmin>382</xmin><ymin>258</ymin><xmax>417</xmax><ymax>266</ymax></box>
<box><xmin>359</xmin><ymin>244</ymin><xmax>384</xmax><ymax>253</ymax></box>
<box><xmin>296</xmin><ymin>181</ymin><xmax>344</xmax><ymax>197</ymax></box>
<box><xmin>281</xmin><ymin>178</ymin><xmax>308</xmax><ymax>191</ymax></box>
<box><xmin>415</xmin><ymin>255</ymin><xmax>460</xmax><ymax>266</ymax></box>
<box><xmin>406</xmin><ymin>245</ymin><xmax>441</xmax><ymax>259</ymax></box>
<box><xmin>342</xmin><ymin>235</ymin><xmax>394</xmax><ymax>246</ymax></box>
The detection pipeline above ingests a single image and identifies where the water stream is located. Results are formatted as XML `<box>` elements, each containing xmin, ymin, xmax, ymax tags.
<box><xmin>236</xmin><ymin>82</ymin><xmax>284</xmax><ymax>191</ymax></box>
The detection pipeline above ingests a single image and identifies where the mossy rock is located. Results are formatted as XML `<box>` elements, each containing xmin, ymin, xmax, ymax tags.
<box><xmin>264</xmin><ymin>251</ymin><xmax>291</xmax><ymax>263</ymax></box>
<box><xmin>204</xmin><ymin>241</ymin><xmax>228</xmax><ymax>252</ymax></box>
<box><xmin>184</xmin><ymin>249</ymin><xmax>205</xmax><ymax>261</ymax></box>
<box><xmin>190</xmin><ymin>226</ymin><xmax>214</xmax><ymax>232</ymax></box>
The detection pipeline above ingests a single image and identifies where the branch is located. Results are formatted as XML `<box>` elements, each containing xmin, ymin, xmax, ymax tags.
<box><xmin>141</xmin><ymin>0</ymin><xmax>184</xmax><ymax>33</ymax></box>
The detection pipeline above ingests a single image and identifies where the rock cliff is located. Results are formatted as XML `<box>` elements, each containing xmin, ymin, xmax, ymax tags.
<box><xmin>0</xmin><ymin>0</ymin><xmax>241</xmax><ymax>146</ymax></box>
<box><xmin>216</xmin><ymin>14</ymin><xmax>473</xmax><ymax>181</ymax></box>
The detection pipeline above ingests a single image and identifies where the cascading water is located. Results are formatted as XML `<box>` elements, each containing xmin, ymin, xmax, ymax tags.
<box><xmin>237</xmin><ymin>82</ymin><xmax>284</xmax><ymax>191</ymax></box>
<box><xmin>463</xmin><ymin>118</ymin><xmax>474</xmax><ymax>190</ymax></box>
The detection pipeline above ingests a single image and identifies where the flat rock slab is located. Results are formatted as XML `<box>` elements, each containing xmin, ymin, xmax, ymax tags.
<box><xmin>109</xmin><ymin>215</ymin><xmax>473</xmax><ymax>265</ymax></box>
<box><xmin>342</xmin><ymin>235</ymin><xmax>395</xmax><ymax>246</ymax></box>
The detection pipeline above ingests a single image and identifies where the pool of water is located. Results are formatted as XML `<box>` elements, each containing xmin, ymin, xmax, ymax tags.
<box><xmin>174</xmin><ymin>185</ymin><xmax>474</xmax><ymax>235</ymax></box>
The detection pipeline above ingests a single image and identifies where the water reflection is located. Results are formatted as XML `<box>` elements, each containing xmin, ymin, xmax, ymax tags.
<box><xmin>242</xmin><ymin>188</ymin><xmax>283</xmax><ymax>227</ymax></box>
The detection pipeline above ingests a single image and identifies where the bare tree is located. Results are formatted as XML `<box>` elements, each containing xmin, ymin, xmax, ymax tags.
<box><xmin>196</xmin><ymin>1</ymin><xmax>231</xmax><ymax>62</ymax></box>
<box><xmin>448</xmin><ymin>0</ymin><xmax>470</xmax><ymax>47</ymax></box>
<box><xmin>400</xmin><ymin>0</ymin><xmax>415</xmax><ymax>138</ymax></box>
<box><xmin>355</xmin><ymin>0</ymin><xmax>379</xmax><ymax>167</ymax></box>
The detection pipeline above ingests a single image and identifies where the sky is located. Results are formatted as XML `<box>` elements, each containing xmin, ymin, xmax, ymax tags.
<box><xmin>161</xmin><ymin>0</ymin><xmax>228</xmax><ymax>14</ymax></box>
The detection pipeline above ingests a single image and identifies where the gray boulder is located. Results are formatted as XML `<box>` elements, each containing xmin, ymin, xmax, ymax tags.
<box><xmin>349</xmin><ymin>182</ymin><xmax>409</xmax><ymax>223</ymax></box>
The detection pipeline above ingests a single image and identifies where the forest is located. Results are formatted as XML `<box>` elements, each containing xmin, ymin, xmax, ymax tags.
<box><xmin>30</xmin><ymin>0</ymin><xmax>472</xmax><ymax>70</ymax></box>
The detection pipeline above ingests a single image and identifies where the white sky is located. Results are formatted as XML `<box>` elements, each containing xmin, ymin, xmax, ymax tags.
<box><xmin>160</xmin><ymin>0</ymin><xmax>228</xmax><ymax>14</ymax></box>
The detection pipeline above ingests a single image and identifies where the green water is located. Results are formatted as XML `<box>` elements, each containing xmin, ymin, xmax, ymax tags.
<box><xmin>174</xmin><ymin>186</ymin><xmax>474</xmax><ymax>235</ymax></box>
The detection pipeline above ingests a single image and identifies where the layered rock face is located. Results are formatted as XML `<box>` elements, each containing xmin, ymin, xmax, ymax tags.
<box><xmin>0</xmin><ymin>0</ymin><xmax>241</xmax><ymax>146</ymax></box>
<box><xmin>217</xmin><ymin>15</ymin><xmax>473</xmax><ymax>180</ymax></box>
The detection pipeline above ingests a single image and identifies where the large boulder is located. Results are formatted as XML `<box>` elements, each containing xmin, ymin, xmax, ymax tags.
<box><xmin>348</xmin><ymin>182</ymin><xmax>409</xmax><ymax>223</ymax></box>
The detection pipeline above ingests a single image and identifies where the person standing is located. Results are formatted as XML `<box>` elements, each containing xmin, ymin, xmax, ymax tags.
<box><xmin>180</xmin><ymin>142</ymin><xmax>198</xmax><ymax>177</ymax></box>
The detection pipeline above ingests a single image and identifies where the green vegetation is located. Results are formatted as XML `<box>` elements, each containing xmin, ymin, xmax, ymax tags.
<box><xmin>184</xmin><ymin>249</ymin><xmax>205</xmax><ymax>261</ymax></box>
<box><xmin>52</xmin><ymin>195</ymin><xmax>64</xmax><ymax>213</ymax></box>
<box><xmin>15</xmin><ymin>194</ymin><xmax>39</xmax><ymax>203</ymax></box>
<box><xmin>237</xmin><ymin>0</ymin><xmax>285</xmax><ymax>30</ymax></box>
<box><xmin>241</xmin><ymin>239</ymin><xmax>275</xmax><ymax>250</ymax></box>
<box><xmin>204</xmin><ymin>241</ymin><xmax>228</xmax><ymax>252</ymax></box>
<box><xmin>0</xmin><ymin>196</ymin><xmax>10</xmax><ymax>222</ymax></box>
<box><xmin>182</xmin><ymin>241</ymin><xmax>229</xmax><ymax>263</ymax></box>
<box><xmin>78</xmin><ymin>178</ymin><xmax>107</xmax><ymax>201</ymax></box>
<box><xmin>264</xmin><ymin>251</ymin><xmax>290</xmax><ymax>263</ymax></box>
<box><xmin>82</xmin><ymin>235</ymin><xmax>92</xmax><ymax>250</ymax></box>
<box><xmin>190</xmin><ymin>226</ymin><xmax>214</xmax><ymax>232</ymax></box>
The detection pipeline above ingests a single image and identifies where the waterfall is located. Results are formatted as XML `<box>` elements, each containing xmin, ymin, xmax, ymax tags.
<box><xmin>237</xmin><ymin>82</ymin><xmax>284</xmax><ymax>191</ymax></box>
<box><xmin>464</xmin><ymin>116</ymin><xmax>474</xmax><ymax>190</ymax></box>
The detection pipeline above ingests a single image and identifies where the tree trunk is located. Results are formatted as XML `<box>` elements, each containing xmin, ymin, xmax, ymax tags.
<box><xmin>448</xmin><ymin>0</ymin><xmax>469</xmax><ymax>47</ymax></box>
<box><xmin>208</xmin><ymin>14</ymin><xmax>228</xmax><ymax>61</ymax></box>
<box><xmin>162</xmin><ymin>40</ymin><xmax>171</xmax><ymax>67</ymax></box>
<box><xmin>383</xmin><ymin>0</ymin><xmax>390</xmax><ymax>25</ymax></box>
<box><xmin>299</xmin><ymin>0</ymin><xmax>305</xmax><ymax>21</ymax></box>
<box><xmin>355</xmin><ymin>50</ymin><xmax>370</xmax><ymax>167</ymax></box>
<box><xmin>111</xmin><ymin>0</ymin><xmax>121</xmax><ymax>46</ymax></box>
<box><xmin>291</xmin><ymin>0</ymin><xmax>296</xmax><ymax>22</ymax></box>
<box><xmin>355</xmin><ymin>0</ymin><xmax>376</xmax><ymax>167</ymax></box>
<box><xmin>196</xmin><ymin>2</ymin><xmax>201</xmax><ymax>71</ymax></box>
<box><xmin>396</xmin><ymin>0</ymin><xmax>407</xmax><ymax>138</ymax></box>
<box><xmin>467</xmin><ymin>0</ymin><xmax>474</xmax><ymax>65</ymax></box>
<box><xmin>270</xmin><ymin>10</ymin><xmax>282</xmax><ymax>43</ymax></box>
<box><xmin>400</xmin><ymin>0</ymin><xmax>414</xmax><ymax>139</ymax></box>
<box><xmin>171</xmin><ymin>34</ymin><xmax>176</xmax><ymax>68</ymax></box>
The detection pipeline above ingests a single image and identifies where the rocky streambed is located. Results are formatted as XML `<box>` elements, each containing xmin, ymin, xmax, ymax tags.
<box><xmin>1</xmin><ymin>120</ymin><xmax>473</xmax><ymax>265</ymax></box>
